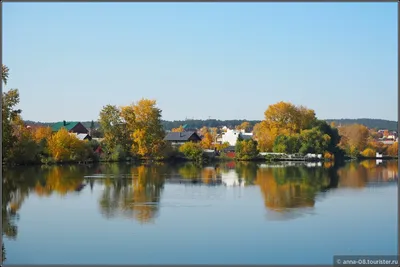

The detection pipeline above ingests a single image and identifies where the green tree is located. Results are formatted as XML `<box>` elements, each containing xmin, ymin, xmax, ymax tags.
<box><xmin>273</xmin><ymin>134</ymin><xmax>301</xmax><ymax>154</ymax></box>
<box><xmin>298</xmin><ymin>128</ymin><xmax>331</xmax><ymax>154</ymax></box>
<box><xmin>2</xmin><ymin>64</ymin><xmax>9</xmax><ymax>85</ymax></box>
<box><xmin>99</xmin><ymin>105</ymin><xmax>130</xmax><ymax>157</ymax></box>
<box><xmin>236</xmin><ymin>139</ymin><xmax>259</xmax><ymax>160</ymax></box>
<box><xmin>179</xmin><ymin>142</ymin><xmax>204</xmax><ymax>163</ymax></box>
<box><xmin>2</xmin><ymin>65</ymin><xmax>22</xmax><ymax>163</ymax></box>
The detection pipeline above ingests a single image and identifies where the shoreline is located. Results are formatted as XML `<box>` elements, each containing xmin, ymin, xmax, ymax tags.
<box><xmin>2</xmin><ymin>155</ymin><xmax>397</xmax><ymax>168</ymax></box>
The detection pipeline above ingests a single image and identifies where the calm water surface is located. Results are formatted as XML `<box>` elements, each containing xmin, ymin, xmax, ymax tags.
<box><xmin>2</xmin><ymin>160</ymin><xmax>398</xmax><ymax>264</ymax></box>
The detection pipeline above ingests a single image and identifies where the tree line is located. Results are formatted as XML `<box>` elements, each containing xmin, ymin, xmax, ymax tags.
<box><xmin>24</xmin><ymin>118</ymin><xmax>398</xmax><ymax>133</ymax></box>
<box><xmin>2</xmin><ymin>65</ymin><xmax>398</xmax><ymax>165</ymax></box>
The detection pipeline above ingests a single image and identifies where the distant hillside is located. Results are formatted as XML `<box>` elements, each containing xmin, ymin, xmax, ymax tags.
<box><xmin>25</xmin><ymin>118</ymin><xmax>398</xmax><ymax>131</ymax></box>
<box><xmin>326</xmin><ymin>119</ymin><xmax>398</xmax><ymax>131</ymax></box>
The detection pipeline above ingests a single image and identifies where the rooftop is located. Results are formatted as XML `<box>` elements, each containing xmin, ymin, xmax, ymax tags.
<box><xmin>164</xmin><ymin>131</ymin><xmax>199</xmax><ymax>141</ymax></box>
<box><xmin>51</xmin><ymin>121</ymin><xmax>80</xmax><ymax>132</ymax></box>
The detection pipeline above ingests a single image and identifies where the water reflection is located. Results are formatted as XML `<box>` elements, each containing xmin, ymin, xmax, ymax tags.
<box><xmin>98</xmin><ymin>164</ymin><xmax>167</xmax><ymax>223</ymax></box>
<box><xmin>2</xmin><ymin>160</ymin><xmax>397</xmax><ymax>245</ymax></box>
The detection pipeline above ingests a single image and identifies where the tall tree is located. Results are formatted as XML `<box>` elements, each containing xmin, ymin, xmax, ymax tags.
<box><xmin>99</xmin><ymin>105</ymin><xmax>130</xmax><ymax>154</ymax></box>
<box><xmin>2</xmin><ymin>64</ymin><xmax>9</xmax><ymax>85</ymax></box>
<box><xmin>253</xmin><ymin>102</ymin><xmax>317</xmax><ymax>152</ymax></box>
<box><xmin>338</xmin><ymin>124</ymin><xmax>370</xmax><ymax>155</ymax></box>
<box><xmin>124</xmin><ymin>99</ymin><xmax>165</xmax><ymax>158</ymax></box>
<box><xmin>2</xmin><ymin>65</ymin><xmax>22</xmax><ymax>162</ymax></box>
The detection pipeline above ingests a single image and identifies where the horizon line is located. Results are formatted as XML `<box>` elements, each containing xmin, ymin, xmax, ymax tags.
<box><xmin>23</xmin><ymin>117</ymin><xmax>399</xmax><ymax>124</ymax></box>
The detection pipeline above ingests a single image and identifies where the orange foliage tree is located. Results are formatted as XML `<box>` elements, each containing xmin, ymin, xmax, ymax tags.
<box><xmin>338</xmin><ymin>124</ymin><xmax>369</xmax><ymax>156</ymax></box>
<box><xmin>171</xmin><ymin>125</ymin><xmax>184</xmax><ymax>132</ymax></box>
<box><xmin>32</xmin><ymin>126</ymin><xmax>52</xmax><ymax>143</ymax></box>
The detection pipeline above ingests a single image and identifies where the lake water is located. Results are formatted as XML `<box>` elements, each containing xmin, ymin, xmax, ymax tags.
<box><xmin>2</xmin><ymin>160</ymin><xmax>398</xmax><ymax>265</ymax></box>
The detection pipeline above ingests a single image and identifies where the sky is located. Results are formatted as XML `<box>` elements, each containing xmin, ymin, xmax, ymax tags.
<box><xmin>2</xmin><ymin>3</ymin><xmax>398</xmax><ymax>122</ymax></box>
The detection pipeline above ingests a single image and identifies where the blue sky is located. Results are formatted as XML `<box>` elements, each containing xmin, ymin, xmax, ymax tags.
<box><xmin>3</xmin><ymin>3</ymin><xmax>397</xmax><ymax>122</ymax></box>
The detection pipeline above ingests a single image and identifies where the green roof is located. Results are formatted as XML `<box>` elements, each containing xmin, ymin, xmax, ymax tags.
<box><xmin>51</xmin><ymin>121</ymin><xmax>80</xmax><ymax>132</ymax></box>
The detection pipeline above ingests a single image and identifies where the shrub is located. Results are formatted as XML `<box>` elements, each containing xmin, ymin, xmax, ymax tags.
<box><xmin>179</xmin><ymin>142</ymin><xmax>204</xmax><ymax>163</ymax></box>
<box><xmin>324</xmin><ymin>151</ymin><xmax>335</xmax><ymax>161</ymax></box>
<box><xmin>361</xmin><ymin>148</ymin><xmax>376</xmax><ymax>158</ymax></box>
<box><xmin>235</xmin><ymin>139</ymin><xmax>259</xmax><ymax>160</ymax></box>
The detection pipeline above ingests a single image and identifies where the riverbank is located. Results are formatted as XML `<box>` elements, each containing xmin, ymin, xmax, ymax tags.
<box><xmin>3</xmin><ymin>153</ymin><xmax>398</xmax><ymax>167</ymax></box>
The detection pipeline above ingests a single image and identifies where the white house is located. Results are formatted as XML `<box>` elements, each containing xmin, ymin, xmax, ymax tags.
<box><xmin>220</xmin><ymin>129</ymin><xmax>253</xmax><ymax>146</ymax></box>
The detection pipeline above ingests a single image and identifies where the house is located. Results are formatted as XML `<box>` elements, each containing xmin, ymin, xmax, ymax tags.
<box><xmin>52</xmin><ymin>121</ymin><xmax>89</xmax><ymax>134</ymax></box>
<box><xmin>164</xmin><ymin>131</ymin><xmax>202</xmax><ymax>146</ymax></box>
<box><xmin>218</xmin><ymin>128</ymin><xmax>253</xmax><ymax>146</ymax></box>
<box><xmin>71</xmin><ymin>133</ymin><xmax>92</xmax><ymax>141</ymax></box>
<box><xmin>379</xmin><ymin>139</ymin><xmax>395</xmax><ymax>145</ymax></box>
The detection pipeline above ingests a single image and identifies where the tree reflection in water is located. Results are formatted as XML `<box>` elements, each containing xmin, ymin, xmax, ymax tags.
<box><xmin>99</xmin><ymin>164</ymin><xmax>167</xmax><ymax>224</ymax></box>
<box><xmin>2</xmin><ymin>164</ymin><xmax>89</xmax><ymax>261</ymax></box>
<box><xmin>2</xmin><ymin>160</ymin><xmax>397</xmax><ymax>260</ymax></box>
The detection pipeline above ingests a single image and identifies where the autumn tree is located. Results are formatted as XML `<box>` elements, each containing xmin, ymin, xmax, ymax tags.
<box><xmin>253</xmin><ymin>121</ymin><xmax>279</xmax><ymax>152</ymax></box>
<box><xmin>32</xmin><ymin>126</ymin><xmax>53</xmax><ymax>143</ymax></box>
<box><xmin>236</xmin><ymin>121</ymin><xmax>251</xmax><ymax>132</ymax></box>
<box><xmin>387</xmin><ymin>142</ymin><xmax>398</xmax><ymax>157</ymax></box>
<box><xmin>200</xmin><ymin>131</ymin><xmax>213</xmax><ymax>149</ymax></box>
<box><xmin>253</xmin><ymin>102</ymin><xmax>317</xmax><ymax>152</ymax></box>
<box><xmin>8</xmin><ymin>116</ymin><xmax>39</xmax><ymax>164</ymax></box>
<box><xmin>209</xmin><ymin>127</ymin><xmax>219</xmax><ymax>143</ymax></box>
<box><xmin>171</xmin><ymin>125</ymin><xmax>184</xmax><ymax>132</ymax></box>
<box><xmin>361</xmin><ymin>148</ymin><xmax>376</xmax><ymax>158</ymax></box>
<box><xmin>216</xmin><ymin>142</ymin><xmax>230</xmax><ymax>152</ymax></box>
<box><xmin>264</xmin><ymin>102</ymin><xmax>316</xmax><ymax>135</ymax></box>
<box><xmin>179</xmin><ymin>142</ymin><xmax>204</xmax><ymax>163</ymax></box>
<box><xmin>235</xmin><ymin>139</ymin><xmax>259</xmax><ymax>160</ymax></box>
<box><xmin>47</xmin><ymin>128</ymin><xmax>91</xmax><ymax>162</ymax></box>
<box><xmin>123</xmin><ymin>99</ymin><xmax>165</xmax><ymax>158</ymax></box>
<box><xmin>338</xmin><ymin>124</ymin><xmax>370</xmax><ymax>156</ymax></box>
<box><xmin>199</xmin><ymin>126</ymin><xmax>209</xmax><ymax>137</ymax></box>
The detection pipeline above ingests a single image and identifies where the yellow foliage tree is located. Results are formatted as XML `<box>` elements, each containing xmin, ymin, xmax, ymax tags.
<box><xmin>199</xmin><ymin>126</ymin><xmax>209</xmax><ymax>137</ymax></box>
<box><xmin>361</xmin><ymin>148</ymin><xmax>376</xmax><ymax>158</ymax></box>
<box><xmin>47</xmin><ymin>128</ymin><xmax>73</xmax><ymax>161</ymax></box>
<box><xmin>47</xmin><ymin>128</ymin><xmax>89</xmax><ymax>162</ymax></box>
<box><xmin>123</xmin><ymin>99</ymin><xmax>165</xmax><ymax>158</ymax></box>
<box><xmin>387</xmin><ymin>142</ymin><xmax>398</xmax><ymax>157</ymax></box>
<box><xmin>263</xmin><ymin>102</ymin><xmax>316</xmax><ymax>135</ymax></box>
<box><xmin>236</xmin><ymin>121</ymin><xmax>251</xmax><ymax>132</ymax></box>
<box><xmin>216</xmin><ymin>142</ymin><xmax>230</xmax><ymax>151</ymax></box>
<box><xmin>253</xmin><ymin>121</ymin><xmax>279</xmax><ymax>152</ymax></box>
<box><xmin>201</xmin><ymin>132</ymin><xmax>213</xmax><ymax>149</ymax></box>
<box><xmin>171</xmin><ymin>125</ymin><xmax>184</xmax><ymax>132</ymax></box>
<box><xmin>253</xmin><ymin>102</ymin><xmax>316</xmax><ymax>152</ymax></box>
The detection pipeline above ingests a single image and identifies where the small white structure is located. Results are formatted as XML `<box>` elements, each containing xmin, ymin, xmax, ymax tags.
<box><xmin>220</xmin><ymin>129</ymin><xmax>253</xmax><ymax>146</ymax></box>
<box><xmin>376</xmin><ymin>152</ymin><xmax>383</xmax><ymax>158</ymax></box>
<box><xmin>221</xmin><ymin>170</ymin><xmax>245</xmax><ymax>187</ymax></box>
<box><xmin>305</xmin><ymin>153</ymin><xmax>322</xmax><ymax>159</ymax></box>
